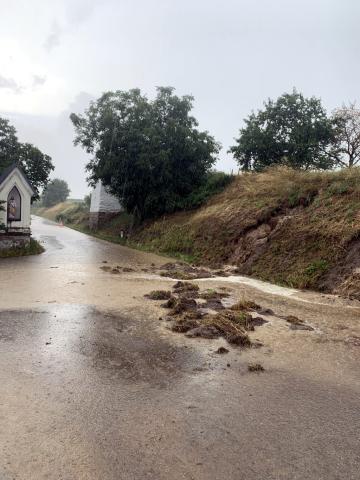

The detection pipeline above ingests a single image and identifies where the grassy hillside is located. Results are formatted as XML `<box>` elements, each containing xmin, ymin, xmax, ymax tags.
<box><xmin>34</xmin><ymin>167</ymin><xmax>360</xmax><ymax>298</ymax></box>
<box><xmin>132</xmin><ymin>167</ymin><xmax>360</xmax><ymax>297</ymax></box>
<box><xmin>33</xmin><ymin>200</ymin><xmax>89</xmax><ymax>225</ymax></box>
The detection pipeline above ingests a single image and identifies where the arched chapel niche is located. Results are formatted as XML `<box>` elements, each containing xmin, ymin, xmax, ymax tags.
<box><xmin>7</xmin><ymin>186</ymin><xmax>21</xmax><ymax>222</ymax></box>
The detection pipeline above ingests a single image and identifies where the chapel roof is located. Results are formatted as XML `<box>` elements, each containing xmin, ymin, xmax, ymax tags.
<box><xmin>0</xmin><ymin>163</ymin><xmax>35</xmax><ymax>194</ymax></box>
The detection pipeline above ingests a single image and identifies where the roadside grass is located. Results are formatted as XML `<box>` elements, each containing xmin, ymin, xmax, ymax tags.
<box><xmin>68</xmin><ymin>215</ymin><xmax>198</xmax><ymax>263</ymax></box>
<box><xmin>70</xmin><ymin>223</ymin><xmax>127</xmax><ymax>245</ymax></box>
<box><xmin>0</xmin><ymin>238</ymin><xmax>44</xmax><ymax>258</ymax></box>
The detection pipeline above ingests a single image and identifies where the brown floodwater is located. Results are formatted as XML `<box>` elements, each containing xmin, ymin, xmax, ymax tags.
<box><xmin>0</xmin><ymin>216</ymin><xmax>359</xmax><ymax>479</ymax></box>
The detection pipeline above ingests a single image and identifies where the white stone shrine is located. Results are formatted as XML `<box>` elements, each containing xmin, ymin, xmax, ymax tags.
<box><xmin>89</xmin><ymin>180</ymin><xmax>123</xmax><ymax>229</ymax></box>
<box><xmin>0</xmin><ymin>164</ymin><xmax>35</xmax><ymax>249</ymax></box>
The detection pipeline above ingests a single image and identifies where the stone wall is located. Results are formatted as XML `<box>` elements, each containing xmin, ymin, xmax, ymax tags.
<box><xmin>0</xmin><ymin>234</ymin><xmax>30</xmax><ymax>251</ymax></box>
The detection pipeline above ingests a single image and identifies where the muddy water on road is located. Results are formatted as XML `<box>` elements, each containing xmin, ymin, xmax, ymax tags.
<box><xmin>0</xmin><ymin>216</ymin><xmax>359</xmax><ymax>479</ymax></box>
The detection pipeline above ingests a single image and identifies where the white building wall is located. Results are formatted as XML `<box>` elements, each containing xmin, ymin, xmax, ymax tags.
<box><xmin>89</xmin><ymin>181</ymin><xmax>102</xmax><ymax>213</ymax></box>
<box><xmin>0</xmin><ymin>169</ymin><xmax>32</xmax><ymax>229</ymax></box>
<box><xmin>90</xmin><ymin>181</ymin><xmax>123</xmax><ymax>213</ymax></box>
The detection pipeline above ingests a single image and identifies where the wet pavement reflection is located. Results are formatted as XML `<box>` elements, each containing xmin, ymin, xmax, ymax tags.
<box><xmin>0</xmin><ymin>305</ymin><xmax>200</xmax><ymax>387</ymax></box>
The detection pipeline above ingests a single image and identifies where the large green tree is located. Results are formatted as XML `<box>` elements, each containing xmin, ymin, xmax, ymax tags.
<box><xmin>229</xmin><ymin>90</ymin><xmax>334</xmax><ymax>171</ymax></box>
<box><xmin>71</xmin><ymin>87</ymin><xmax>220</xmax><ymax>220</ymax></box>
<box><xmin>0</xmin><ymin>117</ymin><xmax>54</xmax><ymax>197</ymax></box>
<box><xmin>42</xmin><ymin>179</ymin><xmax>70</xmax><ymax>207</ymax></box>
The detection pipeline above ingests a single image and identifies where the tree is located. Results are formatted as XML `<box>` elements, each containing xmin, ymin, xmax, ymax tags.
<box><xmin>0</xmin><ymin>117</ymin><xmax>54</xmax><ymax>198</ymax></box>
<box><xmin>0</xmin><ymin>118</ymin><xmax>18</xmax><ymax>167</ymax></box>
<box><xmin>329</xmin><ymin>103</ymin><xmax>360</xmax><ymax>168</ymax></box>
<box><xmin>42</xmin><ymin>179</ymin><xmax>70</xmax><ymax>207</ymax></box>
<box><xmin>71</xmin><ymin>87</ymin><xmax>220</xmax><ymax>220</ymax></box>
<box><xmin>18</xmin><ymin>143</ymin><xmax>54</xmax><ymax>198</ymax></box>
<box><xmin>84</xmin><ymin>193</ymin><xmax>91</xmax><ymax>208</ymax></box>
<box><xmin>229</xmin><ymin>90</ymin><xmax>334</xmax><ymax>171</ymax></box>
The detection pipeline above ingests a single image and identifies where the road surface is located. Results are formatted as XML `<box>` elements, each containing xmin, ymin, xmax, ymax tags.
<box><xmin>0</xmin><ymin>216</ymin><xmax>359</xmax><ymax>479</ymax></box>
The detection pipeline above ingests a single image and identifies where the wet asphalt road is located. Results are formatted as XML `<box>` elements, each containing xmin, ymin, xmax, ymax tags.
<box><xmin>0</xmin><ymin>216</ymin><xmax>359</xmax><ymax>479</ymax></box>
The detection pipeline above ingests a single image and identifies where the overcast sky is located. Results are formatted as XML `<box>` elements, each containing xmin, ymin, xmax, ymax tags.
<box><xmin>0</xmin><ymin>0</ymin><xmax>359</xmax><ymax>197</ymax></box>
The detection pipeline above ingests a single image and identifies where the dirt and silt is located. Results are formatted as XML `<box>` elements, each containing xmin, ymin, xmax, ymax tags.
<box><xmin>0</xmin><ymin>216</ymin><xmax>359</xmax><ymax>479</ymax></box>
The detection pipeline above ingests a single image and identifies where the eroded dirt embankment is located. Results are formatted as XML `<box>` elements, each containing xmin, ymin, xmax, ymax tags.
<box><xmin>130</xmin><ymin>168</ymin><xmax>360</xmax><ymax>299</ymax></box>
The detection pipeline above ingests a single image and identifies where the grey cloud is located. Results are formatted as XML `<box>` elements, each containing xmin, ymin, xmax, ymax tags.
<box><xmin>44</xmin><ymin>1</ymin><xmax>98</xmax><ymax>52</ymax></box>
<box><xmin>65</xmin><ymin>0</ymin><xmax>95</xmax><ymax>26</ymax></box>
<box><xmin>43</xmin><ymin>21</ymin><xmax>63</xmax><ymax>52</ymax></box>
<box><xmin>32</xmin><ymin>75</ymin><xmax>47</xmax><ymax>88</ymax></box>
<box><xmin>66</xmin><ymin>91</ymin><xmax>94</xmax><ymax>114</ymax></box>
<box><xmin>0</xmin><ymin>75</ymin><xmax>22</xmax><ymax>94</ymax></box>
<box><xmin>4</xmin><ymin>0</ymin><xmax>360</xmax><ymax>196</ymax></box>
<box><xmin>5</xmin><ymin>92</ymin><xmax>95</xmax><ymax>198</ymax></box>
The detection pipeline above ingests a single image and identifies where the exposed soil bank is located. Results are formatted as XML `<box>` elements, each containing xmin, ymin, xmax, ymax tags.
<box><xmin>131</xmin><ymin>167</ymin><xmax>360</xmax><ymax>299</ymax></box>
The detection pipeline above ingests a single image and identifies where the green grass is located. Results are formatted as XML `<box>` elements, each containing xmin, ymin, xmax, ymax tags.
<box><xmin>0</xmin><ymin>238</ymin><xmax>44</xmax><ymax>258</ymax></box>
<box><xmin>70</xmin><ymin>223</ymin><xmax>127</xmax><ymax>245</ymax></box>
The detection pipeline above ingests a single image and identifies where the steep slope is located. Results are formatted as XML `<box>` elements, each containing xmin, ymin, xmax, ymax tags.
<box><xmin>133</xmin><ymin>167</ymin><xmax>360</xmax><ymax>297</ymax></box>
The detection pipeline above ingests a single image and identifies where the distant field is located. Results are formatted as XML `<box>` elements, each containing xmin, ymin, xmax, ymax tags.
<box><xmin>32</xmin><ymin>200</ymin><xmax>89</xmax><ymax>225</ymax></box>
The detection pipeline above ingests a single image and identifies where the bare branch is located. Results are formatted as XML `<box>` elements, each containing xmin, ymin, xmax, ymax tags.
<box><xmin>331</xmin><ymin>102</ymin><xmax>360</xmax><ymax>167</ymax></box>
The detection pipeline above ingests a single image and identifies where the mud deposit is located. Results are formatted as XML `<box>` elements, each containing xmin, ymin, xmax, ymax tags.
<box><xmin>101</xmin><ymin>260</ymin><xmax>240</xmax><ymax>281</ymax></box>
<box><xmin>146</xmin><ymin>282</ymin><xmax>314</xmax><ymax>348</ymax></box>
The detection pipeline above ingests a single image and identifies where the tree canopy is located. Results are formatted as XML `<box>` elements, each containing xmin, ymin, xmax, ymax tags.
<box><xmin>330</xmin><ymin>103</ymin><xmax>360</xmax><ymax>168</ymax></box>
<box><xmin>229</xmin><ymin>90</ymin><xmax>334</xmax><ymax>171</ymax></box>
<box><xmin>71</xmin><ymin>87</ymin><xmax>220</xmax><ymax>220</ymax></box>
<box><xmin>42</xmin><ymin>179</ymin><xmax>70</xmax><ymax>207</ymax></box>
<box><xmin>0</xmin><ymin>117</ymin><xmax>54</xmax><ymax>198</ymax></box>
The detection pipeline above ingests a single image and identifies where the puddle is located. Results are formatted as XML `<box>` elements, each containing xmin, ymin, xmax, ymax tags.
<box><xmin>0</xmin><ymin>305</ymin><xmax>200</xmax><ymax>387</ymax></box>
